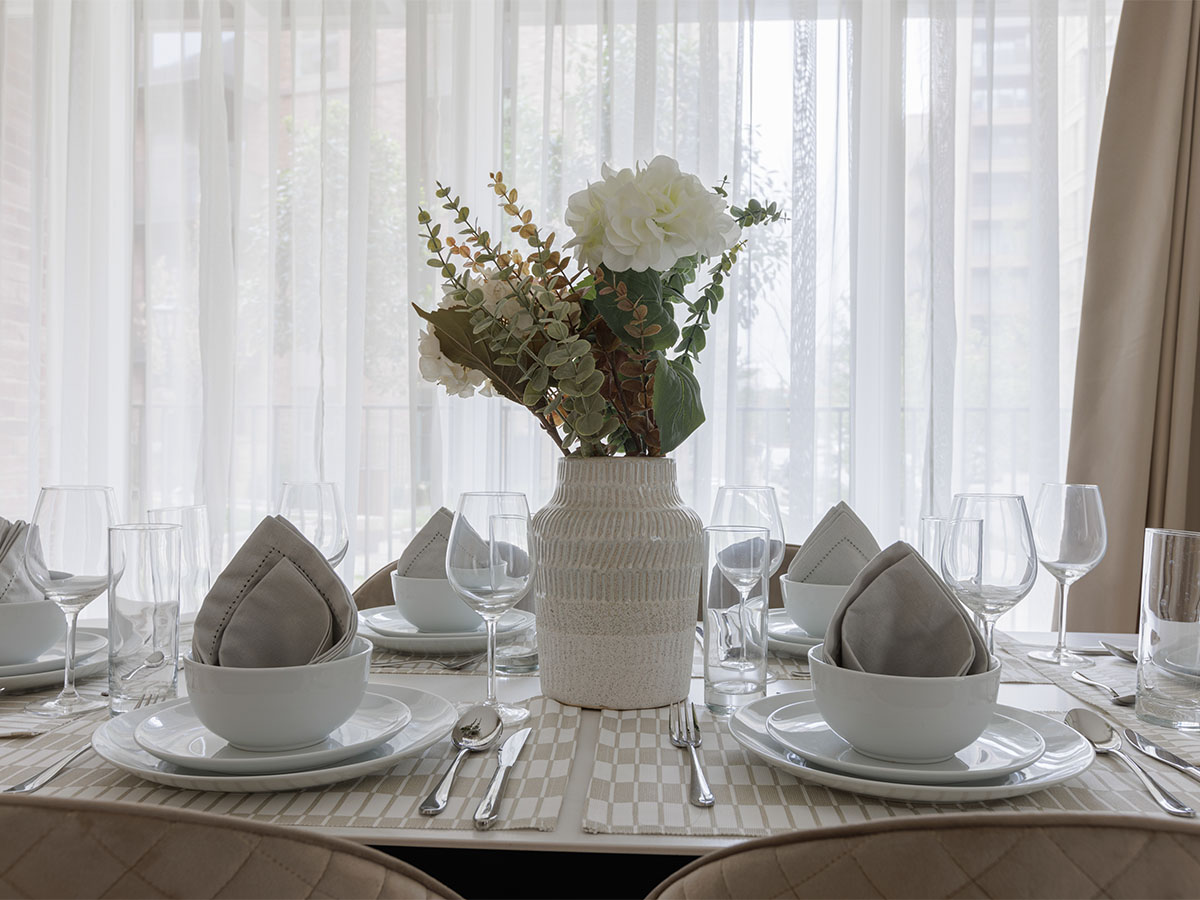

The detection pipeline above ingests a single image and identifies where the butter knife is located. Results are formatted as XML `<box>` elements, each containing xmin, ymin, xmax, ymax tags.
<box><xmin>473</xmin><ymin>726</ymin><xmax>531</xmax><ymax>830</ymax></box>
<box><xmin>1123</xmin><ymin>728</ymin><xmax>1200</xmax><ymax>785</ymax></box>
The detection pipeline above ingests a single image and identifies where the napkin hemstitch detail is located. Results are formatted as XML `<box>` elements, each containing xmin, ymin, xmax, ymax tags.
<box><xmin>398</xmin><ymin>530</ymin><xmax>449</xmax><ymax>577</ymax></box>
<box><xmin>795</xmin><ymin>537</ymin><xmax>876</xmax><ymax>581</ymax></box>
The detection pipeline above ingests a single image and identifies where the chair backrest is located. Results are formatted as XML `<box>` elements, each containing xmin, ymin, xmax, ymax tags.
<box><xmin>647</xmin><ymin>812</ymin><xmax>1200</xmax><ymax>899</ymax></box>
<box><xmin>0</xmin><ymin>794</ymin><xmax>460</xmax><ymax>899</ymax></box>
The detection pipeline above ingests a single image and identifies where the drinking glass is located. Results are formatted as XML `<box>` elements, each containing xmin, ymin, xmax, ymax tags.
<box><xmin>703</xmin><ymin>525</ymin><xmax>770</xmax><ymax>716</ymax></box>
<box><xmin>1136</xmin><ymin>528</ymin><xmax>1200</xmax><ymax>730</ymax></box>
<box><xmin>23</xmin><ymin>485</ymin><xmax>119</xmax><ymax>716</ymax></box>
<box><xmin>278</xmin><ymin>482</ymin><xmax>349</xmax><ymax>566</ymax></box>
<box><xmin>147</xmin><ymin>504</ymin><xmax>212</xmax><ymax>619</ymax></box>
<box><xmin>941</xmin><ymin>493</ymin><xmax>1037</xmax><ymax>655</ymax></box>
<box><xmin>446</xmin><ymin>492</ymin><xmax>533</xmax><ymax>725</ymax></box>
<box><xmin>918</xmin><ymin>516</ymin><xmax>953</xmax><ymax>569</ymax></box>
<box><xmin>107</xmin><ymin>524</ymin><xmax>181</xmax><ymax>714</ymax></box>
<box><xmin>1029</xmin><ymin>484</ymin><xmax>1107</xmax><ymax>666</ymax></box>
<box><xmin>711</xmin><ymin>487</ymin><xmax>783</xmax><ymax>676</ymax></box>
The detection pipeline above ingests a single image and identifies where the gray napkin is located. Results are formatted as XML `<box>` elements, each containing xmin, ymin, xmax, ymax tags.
<box><xmin>192</xmin><ymin>516</ymin><xmax>357</xmax><ymax>668</ymax></box>
<box><xmin>787</xmin><ymin>502</ymin><xmax>881</xmax><ymax>585</ymax></box>
<box><xmin>823</xmin><ymin>541</ymin><xmax>989</xmax><ymax>677</ymax></box>
<box><xmin>0</xmin><ymin>518</ymin><xmax>46</xmax><ymax>603</ymax></box>
<box><xmin>395</xmin><ymin>508</ymin><xmax>532</xmax><ymax>605</ymax></box>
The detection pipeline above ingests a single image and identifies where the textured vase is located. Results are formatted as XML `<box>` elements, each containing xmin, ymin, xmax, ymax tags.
<box><xmin>531</xmin><ymin>457</ymin><xmax>703</xmax><ymax>709</ymax></box>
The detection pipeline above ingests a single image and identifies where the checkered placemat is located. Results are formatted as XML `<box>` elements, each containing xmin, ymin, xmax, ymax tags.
<box><xmin>994</xmin><ymin>635</ymin><xmax>1056</xmax><ymax>684</ymax></box>
<box><xmin>0</xmin><ymin>692</ymin><xmax>577</xmax><ymax>832</ymax></box>
<box><xmin>583</xmin><ymin>697</ymin><xmax>1200</xmax><ymax>837</ymax></box>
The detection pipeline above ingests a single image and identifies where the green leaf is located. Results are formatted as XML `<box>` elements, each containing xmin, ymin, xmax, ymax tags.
<box><xmin>652</xmin><ymin>353</ymin><xmax>705</xmax><ymax>453</ymax></box>
<box><xmin>412</xmin><ymin>304</ymin><xmax>523</xmax><ymax>405</ymax></box>
<box><xmin>592</xmin><ymin>266</ymin><xmax>679</xmax><ymax>352</ymax></box>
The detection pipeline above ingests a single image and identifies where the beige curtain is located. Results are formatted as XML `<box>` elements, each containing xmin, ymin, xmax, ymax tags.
<box><xmin>1067</xmin><ymin>0</ymin><xmax>1200</xmax><ymax>633</ymax></box>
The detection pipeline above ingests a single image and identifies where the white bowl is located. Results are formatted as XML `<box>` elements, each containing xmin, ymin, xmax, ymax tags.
<box><xmin>808</xmin><ymin>643</ymin><xmax>1001</xmax><ymax>763</ymax></box>
<box><xmin>391</xmin><ymin>572</ymin><xmax>482</xmax><ymax>633</ymax></box>
<box><xmin>183</xmin><ymin>636</ymin><xmax>372</xmax><ymax>751</ymax></box>
<box><xmin>0</xmin><ymin>600</ymin><xmax>64</xmax><ymax>665</ymax></box>
<box><xmin>780</xmin><ymin>579</ymin><xmax>846</xmax><ymax>638</ymax></box>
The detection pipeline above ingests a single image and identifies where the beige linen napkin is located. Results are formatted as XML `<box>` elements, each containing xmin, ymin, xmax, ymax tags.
<box><xmin>192</xmin><ymin>516</ymin><xmax>357</xmax><ymax>667</ymax></box>
<box><xmin>823</xmin><ymin>541</ymin><xmax>989</xmax><ymax>677</ymax></box>
<box><xmin>787</xmin><ymin>502</ymin><xmax>881</xmax><ymax>585</ymax></box>
<box><xmin>0</xmin><ymin>519</ymin><xmax>45</xmax><ymax>603</ymax></box>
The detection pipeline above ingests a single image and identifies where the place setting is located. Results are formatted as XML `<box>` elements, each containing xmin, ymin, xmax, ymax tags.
<box><xmin>90</xmin><ymin>514</ymin><xmax>458</xmax><ymax>793</ymax></box>
<box><xmin>728</xmin><ymin>541</ymin><xmax>1095</xmax><ymax>805</ymax></box>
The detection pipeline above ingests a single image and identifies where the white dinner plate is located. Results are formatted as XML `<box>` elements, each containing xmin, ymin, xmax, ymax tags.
<box><xmin>360</xmin><ymin>609</ymin><xmax>534</xmax><ymax>653</ymax></box>
<box><xmin>0</xmin><ymin>632</ymin><xmax>107</xmax><ymax>678</ymax></box>
<box><xmin>765</xmin><ymin>701</ymin><xmax>1047</xmax><ymax>785</ymax></box>
<box><xmin>91</xmin><ymin>683</ymin><xmax>456</xmax><ymax>792</ymax></box>
<box><xmin>133</xmin><ymin>692</ymin><xmax>412</xmax><ymax>775</ymax></box>
<box><xmin>730</xmin><ymin>691</ymin><xmax>1094</xmax><ymax>803</ymax></box>
<box><xmin>766</xmin><ymin>612</ymin><xmax>820</xmax><ymax>657</ymax></box>
<box><xmin>0</xmin><ymin>628</ymin><xmax>108</xmax><ymax>691</ymax></box>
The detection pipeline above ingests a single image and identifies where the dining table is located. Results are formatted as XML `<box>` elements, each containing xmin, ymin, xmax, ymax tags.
<box><xmin>0</xmin><ymin>626</ymin><xmax>1196</xmax><ymax>898</ymax></box>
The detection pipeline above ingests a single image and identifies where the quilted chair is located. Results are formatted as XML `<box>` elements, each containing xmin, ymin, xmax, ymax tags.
<box><xmin>0</xmin><ymin>795</ymin><xmax>460</xmax><ymax>899</ymax></box>
<box><xmin>647</xmin><ymin>813</ymin><xmax>1200</xmax><ymax>899</ymax></box>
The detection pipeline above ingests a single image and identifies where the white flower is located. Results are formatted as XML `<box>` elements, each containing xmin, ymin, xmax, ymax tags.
<box><xmin>417</xmin><ymin>327</ymin><xmax>491</xmax><ymax>398</ymax></box>
<box><xmin>564</xmin><ymin>155</ymin><xmax>740</xmax><ymax>273</ymax></box>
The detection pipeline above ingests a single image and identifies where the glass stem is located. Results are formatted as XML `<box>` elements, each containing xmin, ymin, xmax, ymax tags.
<box><xmin>61</xmin><ymin>607</ymin><xmax>81</xmax><ymax>701</ymax></box>
<box><xmin>485</xmin><ymin>616</ymin><xmax>498</xmax><ymax>706</ymax></box>
<box><xmin>737</xmin><ymin>586</ymin><xmax>752</xmax><ymax>658</ymax></box>
<box><xmin>1055</xmin><ymin>580</ymin><xmax>1071</xmax><ymax>654</ymax></box>
<box><xmin>982</xmin><ymin>616</ymin><xmax>997</xmax><ymax>658</ymax></box>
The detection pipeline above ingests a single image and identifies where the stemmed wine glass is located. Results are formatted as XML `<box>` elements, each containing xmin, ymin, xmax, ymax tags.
<box><xmin>1028</xmin><ymin>483</ymin><xmax>1107</xmax><ymax>666</ymax></box>
<box><xmin>278</xmin><ymin>482</ymin><xmax>349</xmax><ymax>566</ymax></box>
<box><xmin>940</xmin><ymin>493</ymin><xmax>1038</xmax><ymax>656</ymax></box>
<box><xmin>446</xmin><ymin>492</ymin><xmax>533</xmax><ymax>725</ymax></box>
<box><xmin>23</xmin><ymin>485</ymin><xmax>119</xmax><ymax>716</ymax></box>
<box><xmin>711</xmin><ymin>487</ymin><xmax>784</xmax><ymax>674</ymax></box>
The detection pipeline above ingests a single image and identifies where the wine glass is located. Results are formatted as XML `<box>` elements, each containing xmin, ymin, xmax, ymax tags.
<box><xmin>147</xmin><ymin>504</ymin><xmax>212</xmax><ymax>619</ymax></box>
<box><xmin>1028</xmin><ymin>483</ymin><xmax>1107</xmax><ymax>666</ymax></box>
<box><xmin>708</xmin><ymin>524</ymin><xmax>771</xmax><ymax>673</ymax></box>
<box><xmin>711</xmin><ymin>487</ymin><xmax>784</xmax><ymax>677</ymax></box>
<box><xmin>941</xmin><ymin>493</ymin><xmax>1038</xmax><ymax>656</ymax></box>
<box><xmin>23</xmin><ymin>485</ymin><xmax>119</xmax><ymax>716</ymax></box>
<box><xmin>278</xmin><ymin>482</ymin><xmax>348</xmax><ymax>566</ymax></box>
<box><xmin>446</xmin><ymin>492</ymin><xmax>533</xmax><ymax>725</ymax></box>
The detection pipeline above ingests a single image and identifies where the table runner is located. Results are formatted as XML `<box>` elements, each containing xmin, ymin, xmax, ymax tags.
<box><xmin>583</xmin><ymin>657</ymin><xmax>1200</xmax><ymax>837</ymax></box>
<box><xmin>369</xmin><ymin>646</ymin><xmax>539</xmax><ymax>677</ymax></box>
<box><xmin>0</xmin><ymin>690</ymin><xmax>578</xmax><ymax>832</ymax></box>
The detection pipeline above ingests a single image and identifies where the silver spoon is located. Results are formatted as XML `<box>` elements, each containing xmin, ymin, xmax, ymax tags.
<box><xmin>1101</xmin><ymin>641</ymin><xmax>1137</xmax><ymax>664</ymax></box>
<box><xmin>1064</xmin><ymin>708</ymin><xmax>1194</xmax><ymax>817</ymax></box>
<box><xmin>120</xmin><ymin>651</ymin><xmax>167</xmax><ymax>681</ymax></box>
<box><xmin>1071</xmin><ymin>670</ymin><xmax>1135</xmax><ymax>706</ymax></box>
<box><xmin>419</xmin><ymin>705</ymin><xmax>503</xmax><ymax>816</ymax></box>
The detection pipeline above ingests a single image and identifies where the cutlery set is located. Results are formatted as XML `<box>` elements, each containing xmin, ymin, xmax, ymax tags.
<box><xmin>420</xmin><ymin>704</ymin><xmax>532</xmax><ymax>829</ymax></box>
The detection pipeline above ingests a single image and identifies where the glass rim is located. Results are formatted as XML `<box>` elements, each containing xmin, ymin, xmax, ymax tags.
<box><xmin>953</xmin><ymin>492</ymin><xmax>1023</xmax><ymax>499</ymax></box>
<box><xmin>456</xmin><ymin>491</ymin><xmax>528</xmax><ymax>498</ymax></box>
<box><xmin>1039</xmin><ymin>482</ymin><xmax>1100</xmax><ymax>489</ymax></box>
<box><xmin>1145</xmin><ymin>527</ymin><xmax>1200</xmax><ymax>539</ymax></box>
<box><xmin>704</xmin><ymin>524</ymin><xmax>770</xmax><ymax>534</ymax></box>
<box><xmin>39</xmin><ymin>484</ymin><xmax>115</xmax><ymax>493</ymax></box>
<box><xmin>146</xmin><ymin>504</ymin><xmax>206</xmax><ymax>513</ymax></box>
<box><xmin>715</xmin><ymin>484</ymin><xmax>777</xmax><ymax>492</ymax></box>
<box><xmin>110</xmin><ymin>523</ymin><xmax>181</xmax><ymax>533</ymax></box>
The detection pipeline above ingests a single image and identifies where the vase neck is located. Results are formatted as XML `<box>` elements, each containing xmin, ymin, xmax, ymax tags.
<box><xmin>551</xmin><ymin>458</ymin><xmax>683</xmax><ymax>506</ymax></box>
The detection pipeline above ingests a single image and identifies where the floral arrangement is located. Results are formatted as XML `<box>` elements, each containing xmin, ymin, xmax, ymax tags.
<box><xmin>414</xmin><ymin>155</ymin><xmax>781</xmax><ymax>457</ymax></box>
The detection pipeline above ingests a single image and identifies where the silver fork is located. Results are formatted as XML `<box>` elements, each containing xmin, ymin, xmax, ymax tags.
<box><xmin>669</xmin><ymin>700</ymin><xmax>714</xmax><ymax>808</ymax></box>
<box><xmin>0</xmin><ymin>690</ymin><xmax>161</xmax><ymax>796</ymax></box>
<box><xmin>372</xmin><ymin>652</ymin><xmax>487</xmax><ymax>672</ymax></box>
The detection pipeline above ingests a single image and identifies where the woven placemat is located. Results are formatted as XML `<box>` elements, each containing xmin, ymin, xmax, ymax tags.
<box><xmin>582</xmin><ymin>696</ymin><xmax>1200</xmax><ymax>837</ymax></box>
<box><xmin>0</xmin><ymin>689</ymin><xmax>577</xmax><ymax>832</ymax></box>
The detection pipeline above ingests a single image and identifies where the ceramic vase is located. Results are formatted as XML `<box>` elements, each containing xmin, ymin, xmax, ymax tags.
<box><xmin>531</xmin><ymin>457</ymin><xmax>703</xmax><ymax>709</ymax></box>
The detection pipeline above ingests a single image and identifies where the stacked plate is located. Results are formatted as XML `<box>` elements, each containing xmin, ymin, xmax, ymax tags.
<box><xmin>730</xmin><ymin>690</ymin><xmax>1095</xmax><ymax>803</ymax></box>
<box><xmin>359</xmin><ymin>607</ymin><xmax>535</xmax><ymax>654</ymax></box>
<box><xmin>0</xmin><ymin>629</ymin><xmax>108</xmax><ymax>691</ymax></box>
<box><xmin>90</xmin><ymin>683</ymin><xmax>457</xmax><ymax>792</ymax></box>
<box><xmin>766</xmin><ymin>610</ymin><xmax>821</xmax><ymax>658</ymax></box>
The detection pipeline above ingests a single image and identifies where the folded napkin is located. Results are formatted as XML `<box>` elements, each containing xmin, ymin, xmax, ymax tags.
<box><xmin>787</xmin><ymin>502</ymin><xmax>881</xmax><ymax>585</ymax></box>
<box><xmin>823</xmin><ymin>541</ymin><xmax>989</xmax><ymax>677</ymax></box>
<box><xmin>396</xmin><ymin>507</ymin><xmax>531</xmax><ymax>580</ymax></box>
<box><xmin>192</xmin><ymin>516</ymin><xmax>357</xmax><ymax>668</ymax></box>
<box><xmin>0</xmin><ymin>518</ymin><xmax>45</xmax><ymax>603</ymax></box>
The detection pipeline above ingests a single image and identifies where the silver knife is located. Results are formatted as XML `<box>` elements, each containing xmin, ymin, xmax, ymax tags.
<box><xmin>1123</xmin><ymin>728</ymin><xmax>1200</xmax><ymax>785</ymax></box>
<box><xmin>473</xmin><ymin>726</ymin><xmax>531</xmax><ymax>830</ymax></box>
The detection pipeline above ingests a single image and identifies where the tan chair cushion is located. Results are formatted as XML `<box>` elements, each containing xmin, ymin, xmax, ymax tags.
<box><xmin>0</xmin><ymin>794</ymin><xmax>460</xmax><ymax>899</ymax></box>
<box><xmin>355</xmin><ymin>560</ymin><xmax>397</xmax><ymax>611</ymax></box>
<box><xmin>648</xmin><ymin>812</ymin><xmax>1200</xmax><ymax>899</ymax></box>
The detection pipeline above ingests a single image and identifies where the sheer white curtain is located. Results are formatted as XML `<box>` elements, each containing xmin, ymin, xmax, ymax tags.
<box><xmin>0</xmin><ymin>0</ymin><xmax>1119</xmax><ymax>629</ymax></box>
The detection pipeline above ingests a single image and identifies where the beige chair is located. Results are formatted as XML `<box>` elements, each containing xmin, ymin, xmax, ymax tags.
<box><xmin>0</xmin><ymin>794</ymin><xmax>460</xmax><ymax>899</ymax></box>
<box><xmin>647</xmin><ymin>813</ymin><xmax>1200</xmax><ymax>899</ymax></box>
<box><xmin>355</xmin><ymin>560</ymin><xmax>396</xmax><ymax>611</ymax></box>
